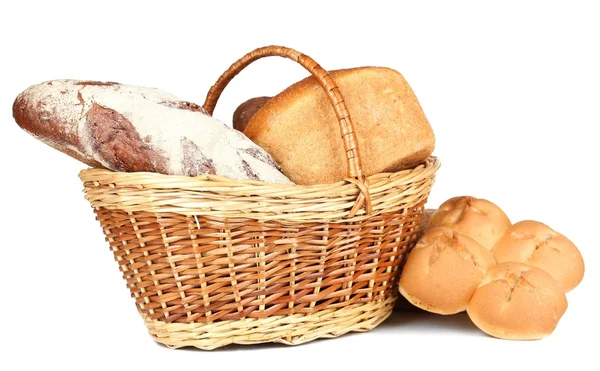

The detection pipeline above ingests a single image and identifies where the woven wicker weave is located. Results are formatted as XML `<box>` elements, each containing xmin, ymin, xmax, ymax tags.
<box><xmin>79</xmin><ymin>46</ymin><xmax>440</xmax><ymax>350</ymax></box>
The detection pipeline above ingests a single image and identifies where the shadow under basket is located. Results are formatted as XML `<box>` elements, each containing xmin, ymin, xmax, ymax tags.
<box><xmin>78</xmin><ymin>45</ymin><xmax>440</xmax><ymax>350</ymax></box>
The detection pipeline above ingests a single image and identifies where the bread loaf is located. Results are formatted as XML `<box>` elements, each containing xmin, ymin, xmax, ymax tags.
<box><xmin>233</xmin><ymin>96</ymin><xmax>271</xmax><ymax>132</ymax></box>
<box><xmin>243</xmin><ymin>67</ymin><xmax>436</xmax><ymax>185</ymax></box>
<box><xmin>12</xmin><ymin>80</ymin><xmax>292</xmax><ymax>184</ymax></box>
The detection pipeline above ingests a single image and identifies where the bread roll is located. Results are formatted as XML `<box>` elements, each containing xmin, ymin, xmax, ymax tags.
<box><xmin>244</xmin><ymin>67</ymin><xmax>435</xmax><ymax>185</ymax></box>
<box><xmin>493</xmin><ymin>220</ymin><xmax>584</xmax><ymax>292</ymax></box>
<box><xmin>399</xmin><ymin>226</ymin><xmax>496</xmax><ymax>315</ymax></box>
<box><xmin>467</xmin><ymin>262</ymin><xmax>568</xmax><ymax>340</ymax></box>
<box><xmin>429</xmin><ymin>196</ymin><xmax>511</xmax><ymax>251</ymax></box>
<box><xmin>13</xmin><ymin>80</ymin><xmax>291</xmax><ymax>183</ymax></box>
<box><xmin>233</xmin><ymin>96</ymin><xmax>271</xmax><ymax>132</ymax></box>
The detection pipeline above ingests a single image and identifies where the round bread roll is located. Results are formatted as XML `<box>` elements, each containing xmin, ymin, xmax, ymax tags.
<box><xmin>467</xmin><ymin>262</ymin><xmax>568</xmax><ymax>340</ymax></box>
<box><xmin>493</xmin><ymin>220</ymin><xmax>584</xmax><ymax>292</ymax></box>
<box><xmin>429</xmin><ymin>196</ymin><xmax>511</xmax><ymax>251</ymax></box>
<box><xmin>399</xmin><ymin>226</ymin><xmax>496</xmax><ymax>315</ymax></box>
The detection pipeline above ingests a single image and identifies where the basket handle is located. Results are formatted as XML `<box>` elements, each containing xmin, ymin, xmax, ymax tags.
<box><xmin>202</xmin><ymin>45</ymin><xmax>372</xmax><ymax>216</ymax></box>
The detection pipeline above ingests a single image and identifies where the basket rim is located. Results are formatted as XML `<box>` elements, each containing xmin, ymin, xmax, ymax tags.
<box><xmin>79</xmin><ymin>156</ymin><xmax>440</xmax><ymax>190</ymax></box>
<box><xmin>79</xmin><ymin>157</ymin><xmax>439</xmax><ymax>222</ymax></box>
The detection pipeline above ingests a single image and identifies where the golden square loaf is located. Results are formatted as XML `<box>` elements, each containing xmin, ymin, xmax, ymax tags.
<box><xmin>243</xmin><ymin>67</ymin><xmax>436</xmax><ymax>185</ymax></box>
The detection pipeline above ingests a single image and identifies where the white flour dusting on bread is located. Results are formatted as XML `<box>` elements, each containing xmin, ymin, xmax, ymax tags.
<box><xmin>13</xmin><ymin>79</ymin><xmax>292</xmax><ymax>184</ymax></box>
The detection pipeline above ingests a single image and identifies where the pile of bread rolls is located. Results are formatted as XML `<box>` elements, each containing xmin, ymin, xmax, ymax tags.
<box><xmin>399</xmin><ymin>196</ymin><xmax>585</xmax><ymax>340</ymax></box>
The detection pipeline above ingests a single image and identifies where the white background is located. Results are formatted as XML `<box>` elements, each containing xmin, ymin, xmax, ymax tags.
<box><xmin>1</xmin><ymin>1</ymin><xmax>598</xmax><ymax>370</ymax></box>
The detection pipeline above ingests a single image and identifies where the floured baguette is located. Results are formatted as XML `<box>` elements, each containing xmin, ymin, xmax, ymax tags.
<box><xmin>12</xmin><ymin>80</ymin><xmax>292</xmax><ymax>183</ymax></box>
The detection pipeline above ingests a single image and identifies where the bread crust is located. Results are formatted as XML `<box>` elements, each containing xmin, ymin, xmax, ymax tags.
<box><xmin>399</xmin><ymin>226</ymin><xmax>496</xmax><ymax>315</ymax></box>
<box><xmin>13</xmin><ymin>80</ymin><xmax>291</xmax><ymax>183</ymax></box>
<box><xmin>233</xmin><ymin>96</ymin><xmax>271</xmax><ymax>132</ymax></box>
<box><xmin>467</xmin><ymin>262</ymin><xmax>568</xmax><ymax>340</ymax></box>
<box><xmin>493</xmin><ymin>220</ymin><xmax>584</xmax><ymax>292</ymax></box>
<box><xmin>244</xmin><ymin>67</ymin><xmax>435</xmax><ymax>185</ymax></box>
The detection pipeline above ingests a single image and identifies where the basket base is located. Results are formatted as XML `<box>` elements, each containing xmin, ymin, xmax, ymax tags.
<box><xmin>144</xmin><ymin>296</ymin><xmax>396</xmax><ymax>350</ymax></box>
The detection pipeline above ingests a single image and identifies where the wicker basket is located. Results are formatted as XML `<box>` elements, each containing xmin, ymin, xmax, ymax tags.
<box><xmin>78</xmin><ymin>45</ymin><xmax>440</xmax><ymax>350</ymax></box>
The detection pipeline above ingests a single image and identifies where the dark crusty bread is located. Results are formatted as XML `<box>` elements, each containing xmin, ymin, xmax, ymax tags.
<box><xmin>13</xmin><ymin>80</ymin><xmax>291</xmax><ymax>183</ymax></box>
<box><xmin>243</xmin><ymin>67</ymin><xmax>436</xmax><ymax>185</ymax></box>
<box><xmin>233</xmin><ymin>96</ymin><xmax>271</xmax><ymax>132</ymax></box>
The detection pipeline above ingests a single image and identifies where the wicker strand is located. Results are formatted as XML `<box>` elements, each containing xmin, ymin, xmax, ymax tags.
<box><xmin>83</xmin><ymin>156</ymin><xmax>438</xmax><ymax>348</ymax></box>
<box><xmin>145</xmin><ymin>296</ymin><xmax>396</xmax><ymax>350</ymax></box>
<box><xmin>80</xmin><ymin>158</ymin><xmax>438</xmax><ymax>222</ymax></box>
